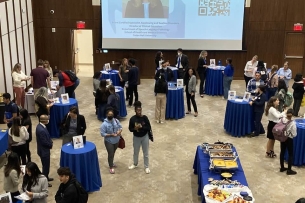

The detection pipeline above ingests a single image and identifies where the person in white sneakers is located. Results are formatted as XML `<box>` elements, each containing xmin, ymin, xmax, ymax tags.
<box><xmin>128</xmin><ymin>103</ymin><xmax>151</xmax><ymax>174</ymax></box>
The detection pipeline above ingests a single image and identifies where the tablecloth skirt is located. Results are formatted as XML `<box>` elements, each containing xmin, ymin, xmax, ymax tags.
<box><xmin>285</xmin><ymin>124</ymin><xmax>305</xmax><ymax>166</ymax></box>
<box><xmin>205</xmin><ymin>69</ymin><xmax>224</xmax><ymax>96</ymax></box>
<box><xmin>101</xmin><ymin>73</ymin><xmax>120</xmax><ymax>86</ymax></box>
<box><xmin>0</xmin><ymin>131</ymin><xmax>8</xmax><ymax>156</ymax></box>
<box><xmin>115</xmin><ymin>86</ymin><xmax>127</xmax><ymax>117</ymax></box>
<box><xmin>166</xmin><ymin>88</ymin><xmax>185</xmax><ymax>119</ymax></box>
<box><xmin>172</xmin><ymin>69</ymin><xmax>178</xmax><ymax>81</ymax></box>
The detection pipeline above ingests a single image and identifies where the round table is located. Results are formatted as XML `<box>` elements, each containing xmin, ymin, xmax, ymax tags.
<box><xmin>60</xmin><ymin>141</ymin><xmax>102</xmax><ymax>192</ymax></box>
<box><xmin>48</xmin><ymin>98</ymin><xmax>78</xmax><ymax>138</ymax></box>
<box><xmin>166</xmin><ymin>86</ymin><xmax>185</xmax><ymax>120</ymax></box>
<box><xmin>224</xmin><ymin>100</ymin><xmax>254</xmax><ymax>137</ymax></box>
<box><xmin>205</xmin><ymin>66</ymin><xmax>225</xmax><ymax>96</ymax></box>
<box><xmin>100</xmin><ymin>70</ymin><xmax>120</xmax><ymax>86</ymax></box>
<box><xmin>115</xmin><ymin>86</ymin><xmax>127</xmax><ymax>117</ymax></box>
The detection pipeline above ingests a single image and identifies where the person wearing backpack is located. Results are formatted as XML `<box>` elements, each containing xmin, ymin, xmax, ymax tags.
<box><xmin>279</xmin><ymin>108</ymin><xmax>297</xmax><ymax>175</ymax></box>
<box><xmin>55</xmin><ymin>167</ymin><xmax>88</xmax><ymax>203</ymax></box>
<box><xmin>265</xmin><ymin>96</ymin><xmax>287</xmax><ymax>158</ymax></box>
<box><xmin>53</xmin><ymin>70</ymin><xmax>76</xmax><ymax>99</ymax></box>
<box><xmin>275</xmin><ymin>79</ymin><xmax>290</xmax><ymax>112</ymax></box>
<box><xmin>266</xmin><ymin>65</ymin><xmax>279</xmax><ymax>100</ymax></box>
<box><xmin>292</xmin><ymin>73</ymin><xmax>305</xmax><ymax>117</ymax></box>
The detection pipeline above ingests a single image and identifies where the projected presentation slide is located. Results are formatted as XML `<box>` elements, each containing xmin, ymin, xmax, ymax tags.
<box><xmin>101</xmin><ymin>0</ymin><xmax>245</xmax><ymax>50</ymax></box>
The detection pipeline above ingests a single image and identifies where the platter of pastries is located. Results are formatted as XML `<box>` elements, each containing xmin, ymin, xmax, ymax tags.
<box><xmin>204</xmin><ymin>144</ymin><xmax>233</xmax><ymax>152</ymax></box>
<box><xmin>206</xmin><ymin>188</ymin><xmax>231</xmax><ymax>202</ymax></box>
<box><xmin>210</xmin><ymin>151</ymin><xmax>236</xmax><ymax>159</ymax></box>
<box><xmin>226</xmin><ymin>196</ymin><xmax>250</xmax><ymax>203</ymax></box>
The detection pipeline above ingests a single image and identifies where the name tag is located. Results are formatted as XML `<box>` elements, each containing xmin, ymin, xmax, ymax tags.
<box><xmin>261</xmin><ymin>71</ymin><xmax>265</xmax><ymax>75</ymax></box>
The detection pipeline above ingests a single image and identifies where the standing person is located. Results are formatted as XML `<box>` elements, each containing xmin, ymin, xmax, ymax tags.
<box><xmin>22</xmin><ymin>162</ymin><xmax>49</xmax><ymax>203</ymax></box>
<box><xmin>223</xmin><ymin>58</ymin><xmax>234</xmax><ymax>100</ymax></box>
<box><xmin>20</xmin><ymin>109</ymin><xmax>32</xmax><ymax>163</ymax></box>
<box><xmin>107</xmin><ymin>85</ymin><xmax>120</xmax><ymax>118</ymax></box>
<box><xmin>265</xmin><ymin>97</ymin><xmax>287</xmax><ymax>158</ymax></box>
<box><xmin>197</xmin><ymin>50</ymin><xmax>208</xmax><ymax>97</ymax></box>
<box><xmin>96</xmin><ymin>80</ymin><xmax>109</xmax><ymax>121</ymax></box>
<box><xmin>244</xmin><ymin>55</ymin><xmax>258</xmax><ymax>88</ymax></box>
<box><xmin>266</xmin><ymin>65</ymin><xmax>279</xmax><ymax>100</ymax></box>
<box><xmin>247</xmin><ymin>72</ymin><xmax>265</xmax><ymax>95</ymax></box>
<box><xmin>100</xmin><ymin>109</ymin><xmax>122</xmax><ymax>174</ymax></box>
<box><xmin>3</xmin><ymin>152</ymin><xmax>21</xmax><ymax>203</ymax></box>
<box><xmin>118</xmin><ymin>58</ymin><xmax>130</xmax><ymax>100</ymax></box>
<box><xmin>35</xmin><ymin>87</ymin><xmax>54</xmax><ymax>121</ymax></box>
<box><xmin>12</xmin><ymin>63</ymin><xmax>30</xmax><ymax>108</ymax></box>
<box><xmin>249</xmin><ymin>85</ymin><xmax>267</xmax><ymax>137</ymax></box>
<box><xmin>55</xmin><ymin>167</ymin><xmax>80</xmax><ymax>203</ymax></box>
<box><xmin>9</xmin><ymin>117</ymin><xmax>29</xmax><ymax>165</ymax></box>
<box><xmin>93</xmin><ymin>72</ymin><xmax>101</xmax><ymax>114</ymax></box>
<box><xmin>36</xmin><ymin>115</ymin><xmax>53</xmax><ymax>187</ymax></box>
<box><xmin>53</xmin><ymin>70</ymin><xmax>75</xmax><ymax>99</ymax></box>
<box><xmin>128</xmin><ymin>105</ymin><xmax>152</xmax><ymax>174</ymax></box>
<box><xmin>43</xmin><ymin>60</ymin><xmax>53</xmax><ymax>81</ymax></box>
<box><xmin>292</xmin><ymin>73</ymin><xmax>305</xmax><ymax>117</ymax></box>
<box><xmin>279</xmin><ymin>108</ymin><xmax>297</xmax><ymax>175</ymax></box>
<box><xmin>154</xmin><ymin>51</ymin><xmax>163</xmax><ymax>70</ymax></box>
<box><xmin>276</xmin><ymin>79</ymin><xmax>288</xmax><ymax>112</ymax></box>
<box><xmin>127</xmin><ymin>58</ymin><xmax>139</xmax><ymax>107</ymax></box>
<box><xmin>185</xmin><ymin>68</ymin><xmax>198</xmax><ymax>117</ymax></box>
<box><xmin>278</xmin><ymin>61</ymin><xmax>292</xmax><ymax>87</ymax></box>
<box><xmin>154</xmin><ymin>73</ymin><xmax>168</xmax><ymax>123</ymax></box>
<box><xmin>256</xmin><ymin>61</ymin><xmax>267</xmax><ymax>83</ymax></box>
<box><xmin>3</xmin><ymin>93</ymin><xmax>19</xmax><ymax>128</ymax></box>
<box><xmin>176</xmin><ymin>48</ymin><xmax>189</xmax><ymax>80</ymax></box>
<box><xmin>154</xmin><ymin>61</ymin><xmax>174</xmax><ymax>82</ymax></box>
<box><xmin>31</xmin><ymin>59</ymin><xmax>51</xmax><ymax>95</ymax></box>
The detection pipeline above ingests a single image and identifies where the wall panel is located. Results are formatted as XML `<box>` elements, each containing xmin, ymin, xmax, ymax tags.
<box><xmin>9</xmin><ymin>31</ymin><xmax>18</xmax><ymax>66</ymax></box>
<box><xmin>2</xmin><ymin>34</ymin><xmax>13</xmax><ymax>95</ymax></box>
<box><xmin>6</xmin><ymin>0</ymin><xmax>15</xmax><ymax>32</ymax></box>
<box><xmin>29</xmin><ymin>22</ymin><xmax>36</xmax><ymax>67</ymax></box>
<box><xmin>16</xmin><ymin>27</ymin><xmax>25</xmax><ymax>72</ymax></box>
<box><xmin>0</xmin><ymin>37</ymin><xmax>6</xmax><ymax>93</ymax></box>
<box><xmin>23</xmin><ymin>24</ymin><xmax>32</xmax><ymax>75</ymax></box>
<box><xmin>13</xmin><ymin>0</ymin><xmax>21</xmax><ymax>29</ymax></box>
<box><xmin>20</xmin><ymin>0</ymin><xmax>27</xmax><ymax>25</ymax></box>
<box><xmin>26</xmin><ymin>0</ymin><xmax>33</xmax><ymax>22</ymax></box>
<box><xmin>0</xmin><ymin>3</ymin><xmax>8</xmax><ymax>35</ymax></box>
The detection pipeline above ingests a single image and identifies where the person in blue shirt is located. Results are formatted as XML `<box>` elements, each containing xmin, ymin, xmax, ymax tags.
<box><xmin>277</xmin><ymin>61</ymin><xmax>292</xmax><ymax>87</ymax></box>
<box><xmin>249</xmin><ymin>85</ymin><xmax>267</xmax><ymax>137</ymax></box>
<box><xmin>3</xmin><ymin>93</ymin><xmax>19</xmax><ymax>128</ymax></box>
<box><xmin>222</xmin><ymin>58</ymin><xmax>234</xmax><ymax>99</ymax></box>
<box><xmin>100</xmin><ymin>109</ymin><xmax>122</xmax><ymax>174</ymax></box>
<box><xmin>247</xmin><ymin>72</ymin><xmax>265</xmax><ymax>95</ymax></box>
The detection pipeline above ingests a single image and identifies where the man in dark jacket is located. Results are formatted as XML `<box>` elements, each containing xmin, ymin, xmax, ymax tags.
<box><xmin>127</xmin><ymin>58</ymin><xmax>139</xmax><ymax>107</ymax></box>
<box><xmin>55</xmin><ymin>167</ymin><xmax>78</xmax><ymax>203</ymax></box>
<box><xmin>154</xmin><ymin>61</ymin><xmax>174</xmax><ymax>82</ymax></box>
<box><xmin>175</xmin><ymin>48</ymin><xmax>189</xmax><ymax>79</ymax></box>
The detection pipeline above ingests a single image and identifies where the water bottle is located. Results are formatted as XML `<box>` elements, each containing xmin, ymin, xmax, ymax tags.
<box><xmin>218</xmin><ymin>60</ymin><xmax>222</xmax><ymax>66</ymax></box>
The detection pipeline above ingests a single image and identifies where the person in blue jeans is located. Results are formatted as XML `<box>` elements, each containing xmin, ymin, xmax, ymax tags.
<box><xmin>222</xmin><ymin>58</ymin><xmax>234</xmax><ymax>99</ymax></box>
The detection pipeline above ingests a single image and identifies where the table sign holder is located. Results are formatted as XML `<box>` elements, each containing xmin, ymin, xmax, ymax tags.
<box><xmin>61</xmin><ymin>93</ymin><xmax>70</xmax><ymax>104</ymax></box>
<box><xmin>0</xmin><ymin>192</ymin><xmax>12</xmax><ymax>203</ymax></box>
<box><xmin>243</xmin><ymin>92</ymin><xmax>251</xmax><ymax>102</ymax></box>
<box><xmin>104</xmin><ymin>63</ymin><xmax>111</xmax><ymax>71</ymax></box>
<box><xmin>177</xmin><ymin>79</ymin><xmax>183</xmax><ymax>88</ymax></box>
<box><xmin>228</xmin><ymin>91</ymin><xmax>236</xmax><ymax>100</ymax></box>
<box><xmin>72</xmin><ymin>135</ymin><xmax>84</xmax><ymax>149</ymax></box>
<box><xmin>210</xmin><ymin>59</ymin><xmax>216</xmax><ymax>67</ymax></box>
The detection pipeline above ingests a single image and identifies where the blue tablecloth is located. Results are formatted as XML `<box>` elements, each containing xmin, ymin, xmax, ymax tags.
<box><xmin>224</xmin><ymin>100</ymin><xmax>254</xmax><ymax>137</ymax></box>
<box><xmin>193</xmin><ymin>146</ymin><xmax>248</xmax><ymax>203</ymax></box>
<box><xmin>115</xmin><ymin>86</ymin><xmax>127</xmax><ymax>117</ymax></box>
<box><xmin>60</xmin><ymin>141</ymin><xmax>102</xmax><ymax>192</ymax></box>
<box><xmin>166</xmin><ymin>87</ymin><xmax>185</xmax><ymax>119</ymax></box>
<box><xmin>0</xmin><ymin>131</ymin><xmax>8</xmax><ymax>156</ymax></box>
<box><xmin>48</xmin><ymin>98</ymin><xmax>78</xmax><ymax>138</ymax></box>
<box><xmin>205</xmin><ymin>67</ymin><xmax>225</xmax><ymax>96</ymax></box>
<box><xmin>100</xmin><ymin>70</ymin><xmax>120</xmax><ymax>86</ymax></box>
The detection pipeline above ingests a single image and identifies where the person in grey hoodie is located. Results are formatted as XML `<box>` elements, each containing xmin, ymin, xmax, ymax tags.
<box><xmin>100</xmin><ymin>109</ymin><xmax>123</xmax><ymax>174</ymax></box>
<box><xmin>185</xmin><ymin>67</ymin><xmax>198</xmax><ymax>117</ymax></box>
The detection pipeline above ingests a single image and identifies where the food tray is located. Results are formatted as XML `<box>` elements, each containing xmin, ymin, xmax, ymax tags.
<box><xmin>209</xmin><ymin>151</ymin><xmax>236</xmax><ymax>159</ymax></box>
<box><xmin>205</xmin><ymin>144</ymin><xmax>233</xmax><ymax>152</ymax></box>
<box><xmin>209</xmin><ymin>159</ymin><xmax>239</xmax><ymax>171</ymax></box>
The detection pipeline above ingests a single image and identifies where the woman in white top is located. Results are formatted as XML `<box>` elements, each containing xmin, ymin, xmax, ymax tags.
<box><xmin>12</xmin><ymin>63</ymin><xmax>30</xmax><ymax>108</ymax></box>
<box><xmin>265</xmin><ymin>96</ymin><xmax>287</xmax><ymax>158</ymax></box>
<box><xmin>279</xmin><ymin>108</ymin><xmax>297</xmax><ymax>175</ymax></box>
<box><xmin>43</xmin><ymin>60</ymin><xmax>53</xmax><ymax>81</ymax></box>
<box><xmin>244</xmin><ymin>55</ymin><xmax>258</xmax><ymax>88</ymax></box>
<box><xmin>9</xmin><ymin>117</ymin><xmax>29</xmax><ymax>165</ymax></box>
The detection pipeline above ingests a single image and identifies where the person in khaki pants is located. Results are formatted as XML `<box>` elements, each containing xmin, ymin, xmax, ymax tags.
<box><xmin>154</xmin><ymin>73</ymin><xmax>168</xmax><ymax>123</ymax></box>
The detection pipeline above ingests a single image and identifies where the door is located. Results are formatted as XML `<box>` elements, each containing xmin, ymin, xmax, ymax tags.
<box><xmin>284</xmin><ymin>33</ymin><xmax>305</xmax><ymax>75</ymax></box>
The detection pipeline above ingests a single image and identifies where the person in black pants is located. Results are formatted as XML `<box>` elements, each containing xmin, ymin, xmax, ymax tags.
<box><xmin>249</xmin><ymin>85</ymin><xmax>267</xmax><ymax>137</ymax></box>
<box><xmin>127</xmin><ymin>58</ymin><xmax>139</xmax><ymax>107</ymax></box>
<box><xmin>154</xmin><ymin>51</ymin><xmax>163</xmax><ymax>70</ymax></box>
<box><xmin>279</xmin><ymin>108</ymin><xmax>297</xmax><ymax>175</ymax></box>
<box><xmin>185</xmin><ymin>68</ymin><xmax>198</xmax><ymax>117</ymax></box>
<box><xmin>292</xmin><ymin>73</ymin><xmax>304</xmax><ymax>117</ymax></box>
<box><xmin>197</xmin><ymin>50</ymin><xmax>208</xmax><ymax>97</ymax></box>
<box><xmin>20</xmin><ymin>109</ymin><xmax>32</xmax><ymax>163</ymax></box>
<box><xmin>175</xmin><ymin>48</ymin><xmax>189</xmax><ymax>81</ymax></box>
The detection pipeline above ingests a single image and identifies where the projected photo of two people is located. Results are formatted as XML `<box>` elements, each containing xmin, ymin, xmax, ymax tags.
<box><xmin>124</xmin><ymin>0</ymin><xmax>169</xmax><ymax>18</ymax></box>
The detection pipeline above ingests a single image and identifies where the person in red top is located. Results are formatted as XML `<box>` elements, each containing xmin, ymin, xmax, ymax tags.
<box><xmin>30</xmin><ymin>59</ymin><xmax>51</xmax><ymax>94</ymax></box>
<box><xmin>53</xmin><ymin>70</ymin><xmax>75</xmax><ymax>98</ymax></box>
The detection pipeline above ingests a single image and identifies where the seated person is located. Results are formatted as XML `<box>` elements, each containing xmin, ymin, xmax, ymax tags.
<box><xmin>155</xmin><ymin>61</ymin><xmax>174</xmax><ymax>82</ymax></box>
<box><xmin>107</xmin><ymin>85</ymin><xmax>120</xmax><ymax>118</ymax></box>
<box><xmin>247</xmin><ymin>72</ymin><xmax>265</xmax><ymax>95</ymax></box>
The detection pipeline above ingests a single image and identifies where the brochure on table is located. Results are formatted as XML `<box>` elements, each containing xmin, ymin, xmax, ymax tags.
<box><xmin>104</xmin><ymin>63</ymin><xmax>111</xmax><ymax>71</ymax></box>
<box><xmin>61</xmin><ymin>93</ymin><xmax>70</xmax><ymax>104</ymax></box>
<box><xmin>73</xmin><ymin>135</ymin><xmax>84</xmax><ymax>149</ymax></box>
<box><xmin>243</xmin><ymin>92</ymin><xmax>251</xmax><ymax>102</ymax></box>
<box><xmin>228</xmin><ymin>91</ymin><xmax>236</xmax><ymax>101</ymax></box>
<box><xmin>15</xmin><ymin>192</ymin><xmax>30</xmax><ymax>201</ymax></box>
<box><xmin>210</xmin><ymin>59</ymin><xmax>216</xmax><ymax>67</ymax></box>
<box><xmin>51</xmin><ymin>81</ymin><xmax>59</xmax><ymax>90</ymax></box>
<box><xmin>0</xmin><ymin>192</ymin><xmax>12</xmax><ymax>203</ymax></box>
<box><xmin>177</xmin><ymin>79</ymin><xmax>183</xmax><ymax>88</ymax></box>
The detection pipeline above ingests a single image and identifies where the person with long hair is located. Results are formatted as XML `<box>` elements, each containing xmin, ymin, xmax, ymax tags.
<box><xmin>256</xmin><ymin>61</ymin><xmax>267</xmax><ymax>82</ymax></box>
<box><xmin>266</xmin><ymin>65</ymin><xmax>279</xmax><ymax>100</ymax></box>
<box><xmin>3</xmin><ymin>152</ymin><xmax>21</xmax><ymax>203</ymax></box>
<box><xmin>197</xmin><ymin>50</ymin><xmax>208</xmax><ymax>98</ymax></box>
<box><xmin>292</xmin><ymin>73</ymin><xmax>304</xmax><ymax>117</ymax></box>
<box><xmin>93</xmin><ymin>72</ymin><xmax>102</xmax><ymax>114</ymax></box>
<box><xmin>223</xmin><ymin>58</ymin><xmax>234</xmax><ymax>100</ymax></box>
<box><xmin>154</xmin><ymin>73</ymin><xmax>168</xmax><ymax>123</ymax></box>
<box><xmin>22</xmin><ymin>162</ymin><xmax>49</xmax><ymax>203</ymax></box>
<box><xmin>265</xmin><ymin>97</ymin><xmax>287</xmax><ymax>158</ymax></box>
<box><xmin>276</xmin><ymin>79</ymin><xmax>288</xmax><ymax>112</ymax></box>
<box><xmin>249</xmin><ymin>85</ymin><xmax>267</xmax><ymax>137</ymax></box>
<box><xmin>9</xmin><ymin>117</ymin><xmax>29</xmax><ymax>165</ymax></box>
<box><xmin>244</xmin><ymin>55</ymin><xmax>258</xmax><ymax>88</ymax></box>
<box><xmin>185</xmin><ymin>67</ymin><xmax>198</xmax><ymax>117</ymax></box>
<box><xmin>35</xmin><ymin>87</ymin><xmax>54</xmax><ymax>120</ymax></box>
<box><xmin>118</xmin><ymin>58</ymin><xmax>130</xmax><ymax>100</ymax></box>
<box><xmin>107</xmin><ymin>85</ymin><xmax>120</xmax><ymax>118</ymax></box>
<box><xmin>279</xmin><ymin>108</ymin><xmax>297</xmax><ymax>175</ymax></box>
<box><xmin>12</xmin><ymin>63</ymin><xmax>30</xmax><ymax>108</ymax></box>
<box><xmin>155</xmin><ymin>51</ymin><xmax>163</xmax><ymax>70</ymax></box>
<box><xmin>96</xmin><ymin>80</ymin><xmax>110</xmax><ymax>121</ymax></box>
<box><xmin>100</xmin><ymin>109</ymin><xmax>123</xmax><ymax>174</ymax></box>
<box><xmin>20</xmin><ymin>109</ymin><xmax>32</xmax><ymax>163</ymax></box>
<box><xmin>43</xmin><ymin>60</ymin><xmax>53</xmax><ymax>81</ymax></box>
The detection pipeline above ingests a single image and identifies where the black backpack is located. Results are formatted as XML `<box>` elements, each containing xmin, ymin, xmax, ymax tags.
<box><xmin>64</xmin><ymin>70</ymin><xmax>78</xmax><ymax>82</ymax></box>
<box><xmin>74</xmin><ymin>181</ymin><xmax>88</xmax><ymax>203</ymax></box>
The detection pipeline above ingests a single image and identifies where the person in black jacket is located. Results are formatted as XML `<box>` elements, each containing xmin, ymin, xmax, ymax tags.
<box><xmin>61</xmin><ymin>106</ymin><xmax>86</xmax><ymax>145</ymax></box>
<box><xmin>55</xmin><ymin>167</ymin><xmax>78</xmax><ymax>203</ymax></box>
<box><xmin>197</xmin><ymin>50</ymin><xmax>208</xmax><ymax>97</ymax></box>
<box><xmin>127</xmin><ymin>58</ymin><xmax>139</xmax><ymax>107</ymax></box>
<box><xmin>154</xmin><ymin>73</ymin><xmax>168</xmax><ymax>124</ymax></box>
<box><xmin>20</xmin><ymin>109</ymin><xmax>32</xmax><ymax>163</ymax></box>
<box><xmin>249</xmin><ymin>85</ymin><xmax>267</xmax><ymax>137</ymax></box>
<box><xmin>292</xmin><ymin>73</ymin><xmax>305</xmax><ymax>117</ymax></box>
<box><xmin>154</xmin><ymin>61</ymin><xmax>174</xmax><ymax>82</ymax></box>
<box><xmin>256</xmin><ymin>61</ymin><xmax>267</xmax><ymax>83</ymax></box>
<box><xmin>175</xmin><ymin>48</ymin><xmax>189</xmax><ymax>80</ymax></box>
<box><xmin>154</xmin><ymin>51</ymin><xmax>163</xmax><ymax>70</ymax></box>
